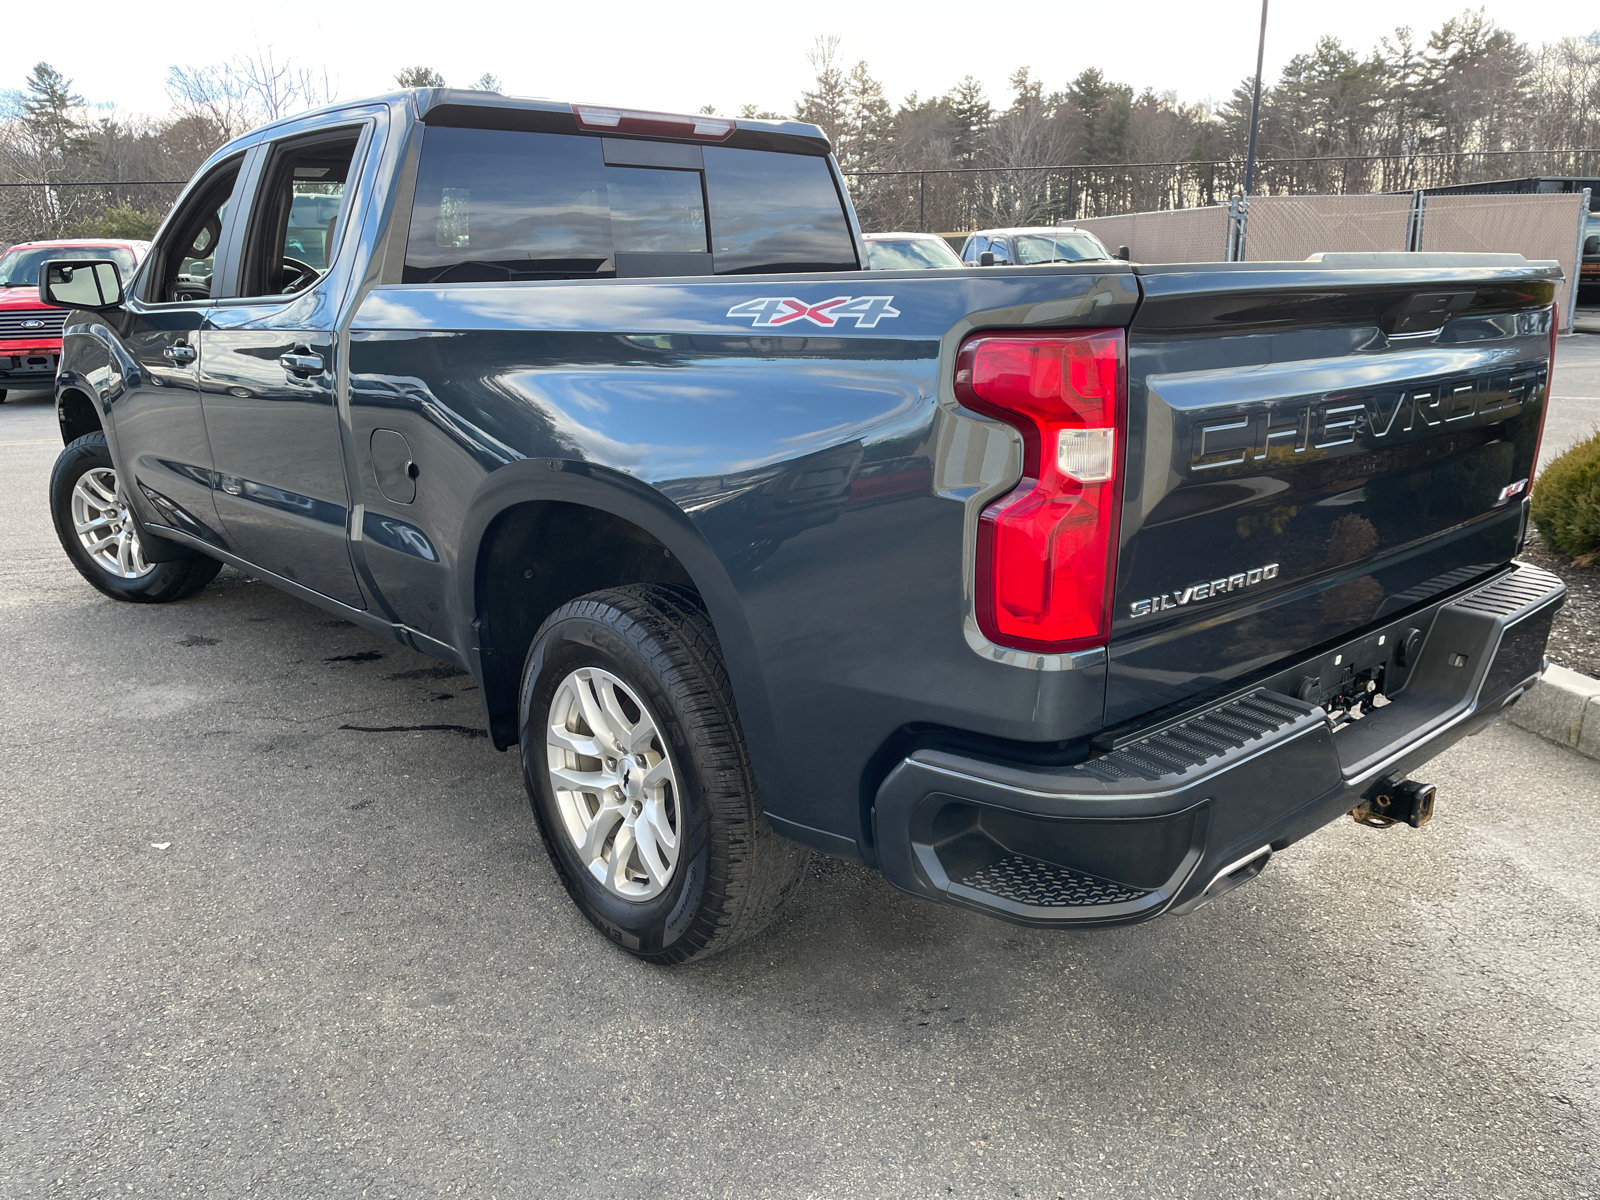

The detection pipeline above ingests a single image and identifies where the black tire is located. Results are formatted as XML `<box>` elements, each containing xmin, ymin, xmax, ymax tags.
<box><xmin>519</xmin><ymin>584</ymin><xmax>810</xmax><ymax>964</ymax></box>
<box><xmin>49</xmin><ymin>432</ymin><xmax>222</xmax><ymax>603</ymax></box>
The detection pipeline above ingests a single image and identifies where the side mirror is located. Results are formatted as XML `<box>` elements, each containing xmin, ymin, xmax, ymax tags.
<box><xmin>1116</xmin><ymin>245</ymin><xmax>1131</xmax><ymax>261</ymax></box>
<box><xmin>38</xmin><ymin>259</ymin><xmax>124</xmax><ymax>312</ymax></box>
<box><xmin>978</xmin><ymin>251</ymin><xmax>995</xmax><ymax>267</ymax></box>
<box><xmin>1585</xmin><ymin>235</ymin><xmax>1599</xmax><ymax>257</ymax></box>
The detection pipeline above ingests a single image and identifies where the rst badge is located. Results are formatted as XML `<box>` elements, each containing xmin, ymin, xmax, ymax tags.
<box><xmin>726</xmin><ymin>296</ymin><xmax>900</xmax><ymax>328</ymax></box>
<box><xmin>1130</xmin><ymin>563</ymin><xmax>1280</xmax><ymax>619</ymax></box>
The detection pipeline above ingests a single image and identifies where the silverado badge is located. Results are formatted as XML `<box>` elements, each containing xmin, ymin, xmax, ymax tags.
<box><xmin>1129</xmin><ymin>563</ymin><xmax>1280</xmax><ymax>619</ymax></box>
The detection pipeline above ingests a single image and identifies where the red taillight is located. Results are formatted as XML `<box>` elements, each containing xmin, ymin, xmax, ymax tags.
<box><xmin>571</xmin><ymin>104</ymin><xmax>736</xmax><ymax>141</ymax></box>
<box><xmin>1532</xmin><ymin>300</ymin><xmax>1558</xmax><ymax>476</ymax></box>
<box><xmin>956</xmin><ymin>329</ymin><xmax>1126</xmax><ymax>653</ymax></box>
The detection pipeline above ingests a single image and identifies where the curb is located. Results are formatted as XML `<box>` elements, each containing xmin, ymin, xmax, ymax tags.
<box><xmin>1506</xmin><ymin>663</ymin><xmax>1600</xmax><ymax>761</ymax></box>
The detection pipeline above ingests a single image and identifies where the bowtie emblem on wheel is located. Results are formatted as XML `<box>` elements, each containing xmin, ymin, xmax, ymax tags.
<box><xmin>726</xmin><ymin>295</ymin><xmax>900</xmax><ymax>329</ymax></box>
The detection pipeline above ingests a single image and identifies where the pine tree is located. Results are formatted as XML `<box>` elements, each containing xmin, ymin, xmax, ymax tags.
<box><xmin>795</xmin><ymin>36</ymin><xmax>849</xmax><ymax>149</ymax></box>
<box><xmin>947</xmin><ymin>76</ymin><xmax>992</xmax><ymax>166</ymax></box>
<box><xmin>395</xmin><ymin>66</ymin><xmax>448</xmax><ymax>89</ymax></box>
<box><xmin>21</xmin><ymin>63</ymin><xmax>93</xmax><ymax>162</ymax></box>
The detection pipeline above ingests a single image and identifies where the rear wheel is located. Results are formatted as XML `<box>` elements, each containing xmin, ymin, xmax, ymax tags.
<box><xmin>49</xmin><ymin>432</ymin><xmax>221</xmax><ymax>602</ymax></box>
<box><xmin>519</xmin><ymin>584</ymin><xmax>810</xmax><ymax>964</ymax></box>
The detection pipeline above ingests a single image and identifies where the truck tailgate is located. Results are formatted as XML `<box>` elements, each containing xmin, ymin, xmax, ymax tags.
<box><xmin>1107</xmin><ymin>259</ymin><xmax>1559</xmax><ymax>726</ymax></box>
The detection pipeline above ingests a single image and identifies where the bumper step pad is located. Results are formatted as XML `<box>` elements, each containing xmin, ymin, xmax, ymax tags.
<box><xmin>961</xmin><ymin>855</ymin><xmax>1149</xmax><ymax>907</ymax></box>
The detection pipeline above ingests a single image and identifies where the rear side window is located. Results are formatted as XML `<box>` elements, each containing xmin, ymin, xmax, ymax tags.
<box><xmin>402</xmin><ymin>127</ymin><xmax>856</xmax><ymax>283</ymax></box>
<box><xmin>405</xmin><ymin>129</ymin><xmax>612</xmax><ymax>283</ymax></box>
<box><xmin>702</xmin><ymin>147</ymin><xmax>856</xmax><ymax>274</ymax></box>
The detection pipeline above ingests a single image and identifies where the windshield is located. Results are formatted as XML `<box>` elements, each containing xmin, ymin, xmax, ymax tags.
<box><xmin>0</xmin><ymin>245</ymin><xmax>138</xmax><ymax>288</ymax></box>
<box><xmin>865</xmin><ymin>237</ymin><xmax>964</xmax><ymax>270</ymax></box>
<box><xmin>1013</xmin><ymin>233</ymin><xmax>1109</xmax><ymax>264</ymax></box>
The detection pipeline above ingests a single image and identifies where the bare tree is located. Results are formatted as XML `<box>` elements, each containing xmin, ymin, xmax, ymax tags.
<box><xmin>168</xmin><ymin>49</ymin><xmax>338</xmax><ymax>142</ymax></box>
<box><xmin>165</xmin><ymin>64</ymin><xmax>255</xmax><ymax>143</ymax></box>
<box><xmin>979</xmin><ymin>73</ymin><xmax>1072</xmax><ymax>226</ymax></box>
<box><xmin>239</xmin><ymin>47</ymin><xmax>337</xmax><ymax>121</ymax></box>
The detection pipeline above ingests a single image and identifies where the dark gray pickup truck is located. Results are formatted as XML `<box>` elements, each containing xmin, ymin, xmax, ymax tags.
<box><xmin>38</xmin><ymin>89</ymin><xmax>1565</xmax><ymax>962</ymax></box>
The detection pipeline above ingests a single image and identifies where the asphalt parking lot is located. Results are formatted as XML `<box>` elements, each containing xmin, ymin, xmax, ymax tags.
<box><xmin>2</xmin><ymin>338</ymin><xmax>1599</xmax><ymax>1200</ymax></box>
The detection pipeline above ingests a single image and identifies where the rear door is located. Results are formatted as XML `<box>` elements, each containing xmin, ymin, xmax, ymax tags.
<box><xmin>198</xmin><ymin>123</ymin><xmax>370</xmax><ymax>607</ymax></box>
<box><xmin>1107</xmin><ymin>260</ymin><xmax>1558</xmax><ymax>725</ymax></box>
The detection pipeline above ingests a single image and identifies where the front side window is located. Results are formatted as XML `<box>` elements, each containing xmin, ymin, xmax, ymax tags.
<box><xmin>962</xmin><ymin>236</ymin><xmax>989</xmax><ymax>263</ymax></box>
<box><xmin>149</xmin><ymin>159</ymin><xmax>242</xmax><ymax>303</ymax></box>
<box><xmin>239</xmin><ymin>131</ymin><xmax>362</xmax><ymax>298</ymax></box>
<box><xmin>403</xmin><ymin>127</ymin><xmax>855</xmax><ymax>282</ymax></box>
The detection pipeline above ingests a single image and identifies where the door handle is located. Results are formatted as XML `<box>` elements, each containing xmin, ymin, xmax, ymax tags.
<box><xmin>163</xmin><ymin>343</ymin><xmax>196</xmax><ymax>363</ymax></box>
<box><xmin>280</xmin><ymin>351</ymin><xmax>324</xmax><ymax>375</ymax></box>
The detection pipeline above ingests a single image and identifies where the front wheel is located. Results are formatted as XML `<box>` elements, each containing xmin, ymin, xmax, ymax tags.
<box><xmin>49</xmin><ymin>432</ymin><xmax>221</xmax><ymax>602</ymax></box>
<box><xmin>520</xmin><ymin>584</ymin><xmax>810</xmax><ymax>964</ymax></box>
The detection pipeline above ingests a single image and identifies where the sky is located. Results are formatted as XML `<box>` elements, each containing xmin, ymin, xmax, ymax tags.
<box><xmin>5</xmin><ymin>0</ymin><xmax>1594</xmax><ymax>123</ymax></box>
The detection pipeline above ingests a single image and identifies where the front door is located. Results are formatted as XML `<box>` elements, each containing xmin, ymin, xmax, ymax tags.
<box><xmin>111</xmin><ymin>156</ymin><xmax>247</xmax><ymax>546</ymax></box>
<box><xmin>198</xmin><ymin>127</ymin><xmax>366</xmax><ymax>608</ymax></box>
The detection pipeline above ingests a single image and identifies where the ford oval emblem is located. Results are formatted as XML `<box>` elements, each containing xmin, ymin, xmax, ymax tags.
<box><xmin>21</xmin><ymin>319</ymin><xmax>44</xmax><ymax>329</ymax></box>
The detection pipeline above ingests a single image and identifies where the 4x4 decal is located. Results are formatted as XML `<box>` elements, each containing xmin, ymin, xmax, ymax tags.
<box><xmin>726</xmin><ymin>295</ymin><xmax>900</xmax><ymax>329</ymax></box>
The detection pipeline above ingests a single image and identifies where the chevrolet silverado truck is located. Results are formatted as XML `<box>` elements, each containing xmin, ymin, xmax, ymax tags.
<box><xmin>38</xmin><ymin>89</ymin><xmax>1566</xmax><ymax>963</ymax></box>
<box><xmin>0</xmin><ymin>239</ymin><xmax>148</xmax><ymax>401</ymax></box>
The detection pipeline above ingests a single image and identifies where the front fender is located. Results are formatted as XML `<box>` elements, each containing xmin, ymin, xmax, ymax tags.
<box><xmin>55</xmin><ymin>316</ymin><xmax>132</xmax><ymax>449</ymax></box>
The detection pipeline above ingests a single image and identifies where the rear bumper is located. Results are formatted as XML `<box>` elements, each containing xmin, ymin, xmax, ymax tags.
<box><xmin>873</xmin><ymin>562</ymin><xmax>1565</xmax><ymax>928</ymax></box>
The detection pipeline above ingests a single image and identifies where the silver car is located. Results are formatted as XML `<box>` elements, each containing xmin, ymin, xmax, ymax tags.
<box><xmin>959</xmin><ymin>225</ymin><xmax>1113</xmax><ymax>267</ymax></box>
<box><xmin>861</xmin><ymin>232</ymin><xmax>966</xmax><ymax>270</ymax></box>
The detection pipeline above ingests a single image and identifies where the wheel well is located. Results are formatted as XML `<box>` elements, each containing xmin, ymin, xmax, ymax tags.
<box><xmin>57</xmin><ymin>388</ymin><xmax>102</xmax><ymax>444</ymax></box>
<box><xmin>475</xmin><ymin>501</ymin><xmax>698</xmax><ymax>744</ymax></box>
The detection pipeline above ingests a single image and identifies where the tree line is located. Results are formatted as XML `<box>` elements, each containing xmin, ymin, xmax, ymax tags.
<box><xmin>3</xmin><ymin>9</ymin><xmax>1597</xmax><ymax>245</ymax></box>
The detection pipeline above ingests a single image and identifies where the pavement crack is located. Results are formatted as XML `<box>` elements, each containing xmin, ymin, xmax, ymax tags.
<box><xmin>338</xmin><ymin>723</ymin><xmax>488</xmax><ymax>739</ymax></box>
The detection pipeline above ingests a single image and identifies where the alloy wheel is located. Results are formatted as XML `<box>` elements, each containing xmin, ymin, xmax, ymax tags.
<box><xmin>70</xmin><ymin>467</ymin><xmax>153</xmax><ymax>580</ymax></box>
<box><xmin>546</xmin><ymin>666</ymin><xmax>682</xmax><ymax>900</ymax></box>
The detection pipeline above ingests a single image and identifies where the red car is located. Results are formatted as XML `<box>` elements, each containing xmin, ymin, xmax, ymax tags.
<box><xmin>0</xmin><ymin>238</ymin><xmax>149</xmax><ymax>401</ymax></box>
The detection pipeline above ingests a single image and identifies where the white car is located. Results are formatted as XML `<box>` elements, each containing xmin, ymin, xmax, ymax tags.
<box><xmin>861</xmin><ymin>232</ymin><xmax>966</xmax><ymax>270</ymax></box>
<box><xmin>959</xmin><ymin>226</ymin><xmax>1113</xmax><ymax>266</ymax></box>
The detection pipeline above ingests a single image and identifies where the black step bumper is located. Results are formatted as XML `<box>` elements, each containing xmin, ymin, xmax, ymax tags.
<box><xmin>872</xmin><ymin>562</ymin><xmax>1566</xmax><ymax>928</ymax></box>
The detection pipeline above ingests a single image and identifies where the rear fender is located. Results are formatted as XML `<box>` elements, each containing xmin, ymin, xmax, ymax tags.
<box><xmin>451</xmin><ymin>459</ymin><xmax>786</xmax><ymax>794</ymax></box>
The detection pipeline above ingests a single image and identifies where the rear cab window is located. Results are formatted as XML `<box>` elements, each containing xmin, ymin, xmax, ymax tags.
<box><xmin>402</xmin><ymin>127</ymin><xmax>857</xmax><ymax>282</ymax></box>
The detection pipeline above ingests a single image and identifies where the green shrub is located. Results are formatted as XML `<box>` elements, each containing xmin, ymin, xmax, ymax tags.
<box><xmin>69</xmin><ymin>203</ymin><xmax>163</xmax><ymax>241</ymax></box>
<box><xmin>1531</xmin><ymin>430</ymin><xmax>1600</xmax><ymax>566</ymax></box>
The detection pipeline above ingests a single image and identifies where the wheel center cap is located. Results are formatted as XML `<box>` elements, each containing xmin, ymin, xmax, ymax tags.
<box><xmin>620</xmin><ymin>756</ymin><xmax>644</xmax><ymax>799</ymax></box>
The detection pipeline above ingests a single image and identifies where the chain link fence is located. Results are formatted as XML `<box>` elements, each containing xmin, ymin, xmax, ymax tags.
<box><xmin>1074</xmin><ymin>190</ymin><xmax>1589</xmax><ymax>330</ymax></box>
<box><xmin>844</xmin><ymin>149</ymin><xmax>1600</xmax><ymax>236</ymax></box>
<box><xmin>1239</xmin><ymin>193</ymin><xmax>1416</xmax><ymax>261</ymax></box>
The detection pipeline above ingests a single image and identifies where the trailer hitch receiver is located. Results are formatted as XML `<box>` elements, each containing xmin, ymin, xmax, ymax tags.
<box><xmin>1351</xmin><ymin>779</ymin><xmax>1436</xmax><ymax>829</ymax></box>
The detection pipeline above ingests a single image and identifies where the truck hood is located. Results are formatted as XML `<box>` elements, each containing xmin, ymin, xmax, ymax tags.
<box><xmin>0</xmin><ymin>285</ymin><xmax>54</xmax><ymax>313</ymax></box>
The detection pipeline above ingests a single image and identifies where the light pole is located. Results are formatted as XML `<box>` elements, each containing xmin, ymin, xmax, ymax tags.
<box><xmin>1242</xmin><ymin>0</ymin><xmax>1269</xmax><ymax>197</ymax></box>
